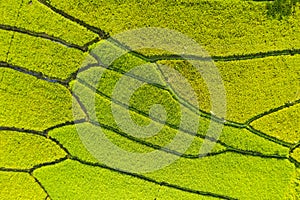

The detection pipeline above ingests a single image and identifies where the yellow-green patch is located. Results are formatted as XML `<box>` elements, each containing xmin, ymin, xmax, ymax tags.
<box><xmin>49</xmin><ymin>0</ymin><xmax>300</xmax><ymax>56</ymax></box>
<box><xmin>145</xmin><ymin>153</ymin><xmax>295</xmax><ymax>200</ymax></box>
<box><xmin>0</xmin><ymin>68</ymin><xmax>84</xmax><ymax>130</ymax></box>
<box><xmin>251</xmin><ymin>103</ymin><xmax>300</xmax><ymax>144</ymax></box>
<box><xmin>7</xmin><ymin>32</ymin><xmax>86</xmax><ymax>80</ymax></box>
<box><xmin>0</xmin><ymin>131</ymin><xmax>66</xmax><ymax>169</ymax></box>
<box><xmin>0</xmin><ymin>172</ymin><xmax>47</xmax><ymax>199</ymax></box>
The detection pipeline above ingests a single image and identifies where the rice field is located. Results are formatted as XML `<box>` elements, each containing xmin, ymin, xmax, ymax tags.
<box><xmin>0</xmin><ymin>0</ymin><xmax>300</xmax><ymax>199</ymax></box>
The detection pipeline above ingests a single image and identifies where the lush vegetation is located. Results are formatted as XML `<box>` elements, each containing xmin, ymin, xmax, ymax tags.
<box><xmin>159</xmin><ymin>55</ymin><xmax>300</xmax><ymax>123</ymax></box>
<box><xmin>0</xmin><ymin>0</ymin><xmax>97</xmax><ymax>45</ymax></box>
<box><xmin>34</xmin><ymin>159</ymin><xmax>218</xmax><ymax>199</ymax></box>
<box><xmin>1</xmin><ymin>0</ymin><xmax>299</xmax><ymax>199</ymax></box>
<box><xmin>267</xmin><ymin>0</ymin><xmax>300</xmax><ymax>19</ymax></box>
<box><xmin>7</xmin><ymin>32</ymin><xmax>86</xmax><ymax>80</ymax></box>
<box><xmin>145</xmin><ymin>153</ymin><xmax>295</xmax><ymax>199</ymax></box>
<box><xmin>251</xmin><ymin>103</ymin><xmax>300</xmax><ymax>144</ymax></box>
<box><xmin>0</xmin><ymin>68</ymin><xmax>84</xmax><ymax>130</ymax></box>
<box><xmin>0</xmin><ymin>30</ymin><xmax>12</xmax><ymax>61</ymax></box>
<box><xmin>49</xmin><ymin>0</ymin><xmax>300</xmax><ymax>56</ymax></box>
<box><xmin>33</xmin><ymin>153</ymin><xmax>295</xmax><ymax>200</ymax></box>
<box><xmin>291</xmin><ymin>147</ymin><xmax>300</xmax><ymax>162</ymax></box>
<box><xmin>0</xmin><ymin>172</ymin><xmax>47</xmax><ymax>199</ymax></box>
<box><xmin>0</xmin><ymin>130</ymin><xmax>66</xmax><ymax>169</ymax></box>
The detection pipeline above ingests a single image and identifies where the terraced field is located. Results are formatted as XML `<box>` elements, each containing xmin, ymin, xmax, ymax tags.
<box><xmin>0</xmin><ymin>0</ymin><xmax>300</xmax><ymax>199</ymax></box>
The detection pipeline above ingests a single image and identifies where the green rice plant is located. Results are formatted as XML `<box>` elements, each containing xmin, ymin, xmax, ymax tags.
<box><xmin>48</xmin><ymin>0</ymin><xmax>300</xmax><ymax>56</ymax></box>
<box><xmin>0</xmin><ymin>172</ymin><xmax>47</xmax><ymax>199</ymax></box>
<box><xmin>159</xmin><ymin>55</ymin><xmax>300</xmax><ymax>123</ymax></box>
<box><xmin>33</xmin><ymin>154</ymin><xmax>295</xmax><ymax>200</ymax></box>
<box><xmin>71</xmin><ymin>82</ymin><xmax>227</xmax><ymax>156</ymax></box>
<box><xmin>7</xmin><ymin>32</ymin><xmax>86</xmax><ymax>80</ymax></box>
<box><xmin>0</xmin><ymin>130</ymin><xmax>66</xmax><ymax>169</ymax></box>
<box><xmin>0</xmin><ymin>30</ymin><xmax>13</xmax><ymax>61</ymax></box>
<box><xmin>72</xmin><ymin>79</ymin><xmax>289</xmax><ymax>156</ymax></box>
<box><xmin>1</xmin><ymin>0</ymin><xmax>299</xmax><ymax>199</ymax></box>
<box><xmin>0</xmin><ymin>68</ymin><xmax>84</xmax><ymax>131</ymax></box>
<box><xmin>145</xmin><ymin>153</ymin><xmax>295</xmax><ymax>199</ymax></box>
<box><xmin>0</xmin><ymin>0</ymin><xmax>21</xmax><ymax>25</ymax></box>
<box><xmin>251</xmin><ymin>103</ymin><xmax>300</xmax><ymax>144</ymax></box>
<box><xmin>16</xmin><ymin>0</ymin><xmax>97</xmax><ymax>46</ymax></box>
<box><xmin>285</xmin><ymin>168</ymin><xmax>300</xmax><ymax>200</ymax></box>
<box><xmin>49</xmin><ymin>122</ymin><xmax>226</xmax><ymax>162</ymax></box>
<box><xmin>33</xmin><ymin>159</ymin><xmax>217</xmax><ymax>199</ymax></box>
<box><xmin>0</xmin><ymin>0</ymin><xmax>97</xmax><ymax>46</ymax></box>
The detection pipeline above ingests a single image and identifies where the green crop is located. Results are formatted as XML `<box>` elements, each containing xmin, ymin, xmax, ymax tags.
<box><xmin>0</xmin><ymin>130</ymin><xmax>66</xmax><ymax>169</ymax></box>
<box><xmin>251</xmin><ymin>103</ymin><xmax>300</xmax><ymax>144</ymax></box>
<box><xmin>0</xmin><ymin>172</ymin><xmax>47</xmax><ymax>199</ymax></box>
<box><xmin>48</xmin><ymin>0</ymin><xmax>300</xmax><ymax>56</ymax></box>
<box><xmin>159</xmin><ymin>55</ymin><xmax>300</xmax><ymax>123</ymax></box>
<box><xmin>34</xmin><ymin>159</ymin><xmax>219</xmax><ymax>199</ymax></box>
<box><xmin>1</xmin><ymin>0</ymin><xmax>299</xmax><ymax>199</ymax></box>
<box><xmin>7</xmin><ymin>32</ymin><xmax>86</xmax><ymax>80</ymax></box>
<box><xmin>0</xmin><ymin>30</ymin><xmax>12</xmax><ymax>61</ymax></box>
<box><xmin>0</xmin><ymin>68</ymin><xmax>84</xmax><ymax>130</ymax></box>
<box><xmin>145</xmin><ymin>153</ymin><xmax>295</xmax><ymax>199</ymax></box>
<box><xmin>0</xmin><ymin>0</ymin><xmax>97</xmax><ymax>46</ymax></box>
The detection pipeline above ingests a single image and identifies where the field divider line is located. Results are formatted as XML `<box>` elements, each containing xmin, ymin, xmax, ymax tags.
<box><xmin>108</xmin><ymin>37</ymin><xmax>300</xmax><ymax>63</ymax></box>
<box><xmin>37</xmin><ymin>0</ymin><xmax>109</xmax><ymax>39</ymax></box>
<box><xmin>153</xmin><ymin>62</ymin><xmax>294</xmax><ymax>149</ymax></box>
<box><xmin>0</xmin><ymin>126</ymin><xmax>45</xmax><ymax>136</ymax></box>
<box><xmin>31</xmin><ymin>1</ymin><xmax>300</xmax><ymax>61</ymax></box>
<box><xmin>82</xmin><ymin>55</ymin><xmax>291</xmax><ymax>149</ymax></box>
<box><xmin>75</xmin><ymin>80</ymin><xmax>291</xmax><ymax>159</ymax></box>
<box><xmin>290</xmin><ymin>142</ymin><xmax>300</xmax><ymax>154</ymax></box>
<box><xmin>30</xmin><ymin>173</ymin><xmax>51</xmax><ymax>200</ymax></box>
<box><xmin>288</xmin><ymin>156</ymin><xmax>300</xmax><ymax>168</ymax></box>
<box><xmin>0</xmin><ymin>61</ymin><xmax>69</xmax><ymax>86</ymax></box>
<box><xmin>0</xmin><ymin>120</ymin><xmax>85</xmax><ymax>157</ymax></box>
<box><xmin>246</xmin><ymin>125</ymin><xmax>292</xmax><ymax>147</ymax></box>
<box><xmin>0</xmin><ymin>24</ymin><xmax>91</xmax><ymax>52</ymax></box>
<box><xmin>43</xmin><ymin>119</ymin><xmax>87</xmax><ymax>134</ymax></box>
<box><xmin>0</xmin><ymin>156</ymin><xmax>68</xmax><ymax>175</ymax></box>
<box><xmin>77</xmin><ymin>78</ymin><xmax>224</xmax><ymax>143</ymax></box>
<box><xmin>88</xmin><ymin>119</ymin><xmax>228</xmax><ymax>159</ymax></box>
<box><xmin>29</xmin><ymin>156</ymin><xmax>69</xmax><ymax>173</ymax></box>
<box><xmin>246</xmin><ymin>98</ymin><xmax>300</xmax><ymax>125</ymax></box>
<box><xmin>86</xmin><ymin>53</ymin><xmax>246</xmax><ymax>129</ymax></box>
<box><xmin>87</xmin><ymin>51</ymin><xmax>292</xmax><ymax>149</ymax></box>
<box><xmin>70</xmin><ymin>156</ymin><xmax>237</xmax><ymax>200</ymax></box>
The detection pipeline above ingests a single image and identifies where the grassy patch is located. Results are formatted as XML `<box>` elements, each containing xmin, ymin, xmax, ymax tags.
<box><xmin>0</xmin><ymin>172</ymin><xmax>46</xmax><ymax>199</ymax></box>
<box><xmin>0</xmin><ymin>131</ymin><xmax>66</xmax><ymax>169</ymax></box>
<box><xmin>0</xmin><ymin>0</ymin><xmax>21</xmax><ymax>25</ymax></box>
<box><xmin>159</xmin><ymin>55</ymin><xmax>300</xmax><ymax>123</ymax></box>
<box><xmin>34</xmin><ymin>159</ymin><xmax>216</xmax><ymax>200</ymax></box>
<box><xmin>7</xmin><ymin>32</ymin><xmax>86</xmax><ymax>80</ymax></box>
<box><xmin>0</xmin><ymin>0</ymin><xmax>97</xmax><ymax>46</ymax></box>
<box><xmin>74</xmin><ymin>80</ymin><xmax>288</xmax><ymax>156</ymax></box>
<box><xmin>0</xmin><ymin>30</ymin><xmax>13</xmax><ymax>61</ymax></box>
<box><xmin>49</xmin><ymin>0</ymin><xmax>300</xmax><ymax>56</ymax></box>
<box><xmin>285</xmin><ymin>168</ymin><xmax>300</xmax><ymax>200</ymax></box>
<box><xmin>0</xmin><ymin>68</ymin><xmax>84</xmax><ymax>131</ymax></box>
<box><xmin>49</xmin><ymin>122</ymin><xmax>226</xmax><ymax>163</ymax></box>
<box><xmin>16</xmin><ymin>0</ymin><xmax>97</xmax><ymax>45</ymax></box>
<box><xmin>145</xmin><ymin>153</ymin><xmax>295</xmax><ymax>200</ymax></box>
<box><xmin>251</xmin><ymin>103</ymin><xmax>300</xmax><ymax>144</ymax></box>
